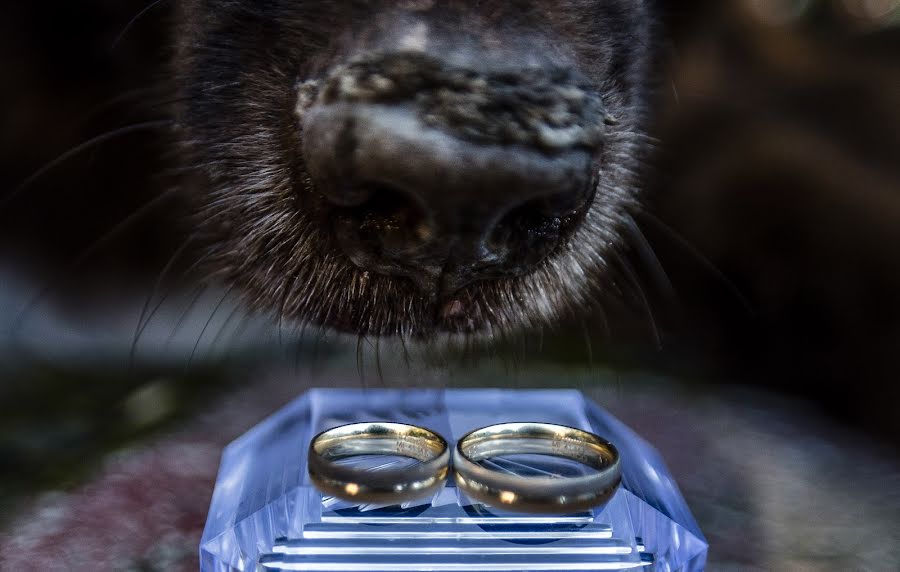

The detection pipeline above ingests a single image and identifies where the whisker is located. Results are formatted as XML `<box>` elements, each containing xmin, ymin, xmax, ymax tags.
<box><xmin>187</xmin><ymin>286</ymin><xmax>233</xmax><ymax>369</ymax></box>
<box><xmin>613</xmin><ymin>251</ymin><xmax>662</xmax><ymax>350</ymax></box>
<box><xmin>130</xmin><ymin>235</ymin><xmax>196</xmax><ymax>367</ymax></box>
<box><xmin>623</xmin><ymin>212</ymin><xmax>679</xmax><ymax>309</ymax></box>
<box><xmin>12</xmin><ymin>186</ymin><xmax>181</xmax><ymax>347</ymax></box>
<box><xmin>82</xmin><ymin>86</ymin><xmax>171</xmax><ymax>124</ymax></box>
<box><xmin>576</xmin><ymin>289</ymin><xmax>613</xmax><ymax>341</ymax></box>
<box><xmin>225</xmin><ymin>309</ymin><xmax>256</xmax><ymax>356</ymax></box>
<box><xmin>638</xmin><ymin>210</ymin><xmax>755</xmax><ymax>315</ymax></box>
<box><xmin>580</xmin><ymin>319</ymin><xmax>595</xmax><ymax>370</ymax></box>
<box><xmin>2</xmin><ymin>119</ymin><xmax>174</xmax><ymax>213</ymax></box>
<box><xmin>111</xmin><ymin>0</ymin><xmax>171</xmax><ymax>50</ymax></box>
<box><xmin>375</xmin><ymin>335</ymin><xmax>385</xmax><ymax>387</ymax></box>
<box><xmin>277</xmin><ymin>270</ymin><xmax>302</xmax><ymax>349</ymax></box>
<box><xmin>594</xmin><ymin>298</ymin><xmax>612</xmax><ymax>341</ymax></box>
<box><xmin>356</xmin><ymin>333</ymin><xmax>367</xmax><ymax>388</ymax></box>
<box><xmin>398</xmin><ymin>330</ymin><xmax>412</xmax><ymax>371</ymax></box>
<box><xmin>208</xmin><ymin>301</ymin><xmax>244</xmax><ymax>358</ymax></box>
<box><xmin>166</xmin><ymin>282</ymin><xmax>208</xmax><ymax>351</ymax></box>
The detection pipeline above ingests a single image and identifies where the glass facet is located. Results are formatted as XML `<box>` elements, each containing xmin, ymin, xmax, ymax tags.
<box><xmin>201</xmin><ymin>389</ymin><xmax>707</xmax><ymax>571</ymax></box>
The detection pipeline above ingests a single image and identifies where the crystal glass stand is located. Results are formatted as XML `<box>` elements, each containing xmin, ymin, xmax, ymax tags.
<box><xmin>201</xmin><ymin>389</ymin><xmax>707</xmax><ymax>571</ymax></box>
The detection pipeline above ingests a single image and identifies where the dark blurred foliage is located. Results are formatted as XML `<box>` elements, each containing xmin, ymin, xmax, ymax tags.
<box><xmin>0</xmin><ymin>0</ymin><xmax>898</xmax><ymax>506</ymax></box>
<box><xmin>646</xmin><ymin>0</ymin><xmax>900</xmax><ymax>439</ymax></box>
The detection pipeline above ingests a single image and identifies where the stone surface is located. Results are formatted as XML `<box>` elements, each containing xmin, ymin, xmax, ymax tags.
<box><xmin>3</xmin><ymin>368</ymin><xmax>898</xmax><ymax>571</ymax></box>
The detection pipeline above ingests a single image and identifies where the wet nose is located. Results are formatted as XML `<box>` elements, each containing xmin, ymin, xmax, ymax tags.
<box><xmin>301</xmin><ymin>55</ymin><xmax>604</xmax><ymax>295</ymax></box>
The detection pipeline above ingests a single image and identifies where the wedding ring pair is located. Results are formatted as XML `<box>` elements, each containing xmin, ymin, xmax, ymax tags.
<box><xmin>307</xmin><ymin>421</ymin><xmax>621</xmax><ymax>514</ymax></box>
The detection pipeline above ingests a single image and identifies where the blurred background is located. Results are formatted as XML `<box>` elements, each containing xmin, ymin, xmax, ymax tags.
<box><xmin>0</xmin><ymin>1</ymin><xmax>898</xmax><ymax>570</ymax></box>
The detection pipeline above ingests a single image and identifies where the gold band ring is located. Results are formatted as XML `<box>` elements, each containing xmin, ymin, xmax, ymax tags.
<box><xmin>308</xmin><ymin>422</ymin><xmax>450</xmax><ymax>504</ymax></box>
<box><xmin>453</xmin><ymin>422</ymin><xmax>621</xmax><ymax>514</ymax></box>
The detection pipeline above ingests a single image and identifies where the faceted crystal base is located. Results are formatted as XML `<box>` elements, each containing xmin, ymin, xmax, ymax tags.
<box><xmin>201</xmin><ymin>389</ymin><xmax>707</xmax><ymax>571</ymax></box>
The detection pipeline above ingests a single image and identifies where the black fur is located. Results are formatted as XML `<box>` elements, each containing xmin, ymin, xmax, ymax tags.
<box><xmin>173</xmin><ymin>0</ymin><xmax>659</xmax><ymax>338</ymax></box>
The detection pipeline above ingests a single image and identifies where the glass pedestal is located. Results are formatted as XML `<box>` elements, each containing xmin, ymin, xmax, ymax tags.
<box><xmin>201</xmin><ymin>389</ymin><xmax>707</xmax><ymax>571</ymax></box>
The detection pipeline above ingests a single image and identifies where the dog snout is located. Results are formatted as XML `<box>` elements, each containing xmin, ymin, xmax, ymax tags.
<box><xmin>301</xmin><ymin>52</ymin><xmax>605</xmax><ymax>295</ymax></box>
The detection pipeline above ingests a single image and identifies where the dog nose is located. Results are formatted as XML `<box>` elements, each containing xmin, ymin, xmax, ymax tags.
<box><xmin>301</xmin><ymin>54</ymin><xmax>604</xmax><ymax>295</ymax></box>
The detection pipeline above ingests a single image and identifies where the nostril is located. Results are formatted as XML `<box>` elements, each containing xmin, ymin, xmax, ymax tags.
<box><xmin>333</xmin><ymin>183</ymin><xmax>433</xmax><ymax>255</ymax></box>
<box><xmin>326</xmin><ymin>185</ymin><xmax>374</xmax><ymax>208</ymax></box>
<box><xmin>488</xmin><ymin>189</ymin><xmax>593</xmax><ymax>271</ymax></box>
<box><xmin>490</xmin><ymin>201</ymin><xmax>560</xmax><ymax>263</ymax></box>
<box><xmin>303</xmin><ymin>93</ymin><xmax>599</xmax><ymax>289</ymax></box>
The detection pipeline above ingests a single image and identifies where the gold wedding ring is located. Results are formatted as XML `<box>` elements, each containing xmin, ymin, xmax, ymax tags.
<box><xmin>453</xmin><ymin>422</ymin><xmax>621</xmax><ymax>514</ymax></box>
<box><xmin>308</xmin><ymin>422</ymin><xmax>450</xmax><ymax>504</ymax></box>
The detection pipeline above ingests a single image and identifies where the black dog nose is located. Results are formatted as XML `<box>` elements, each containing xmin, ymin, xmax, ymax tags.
<box><xmin>301</xmin><ymin>54</ymin><xmax>604</xmax><ymax>295</ymax></box>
